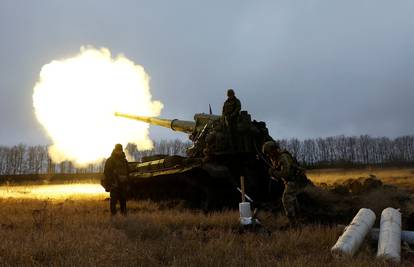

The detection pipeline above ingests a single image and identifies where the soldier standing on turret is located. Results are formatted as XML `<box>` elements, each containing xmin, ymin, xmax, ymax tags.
<box><xmin>222</xmin><ymin>89</ymin><xmax>241</xmax><ymax>127</ymax></box>
<box><xmin>222</xmin><ymin>89</ymin><xmax>241</xmax><ymax>150</ymax></box>
<box><xmin>262</xmin><ymin>141</ymin><xmax>312</xmax><ymax>224</ymax></box>
<box><xmin>103</xmin><ymin>144</ymin><xmax>129</xmax><ymax>216</ymax></box>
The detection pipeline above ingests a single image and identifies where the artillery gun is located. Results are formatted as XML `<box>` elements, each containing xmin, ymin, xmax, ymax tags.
<box><xmin>111</xmin><ymin>110</ymin><xmax>282</xmax><ymax>209</ymax></box>
<box><xmin>107</xmin><ymin>111</ymin><xmax>414</xmax><ymax>226</ymax></box>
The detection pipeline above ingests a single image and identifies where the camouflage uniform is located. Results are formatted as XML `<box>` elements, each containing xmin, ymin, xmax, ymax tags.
<box><xmin>266</xmin><ymin>146</ymin><xmax>310</xmax><ymax>219</ymax></box>
<box><xmin>222</xmin><ymin>89</ymin><xmax>241</xmax><ymax>149</ymax></box>
<box><xmin>103</xmin><ymin>145</ymin><xmax>129</xmax><ymax>215</ymax></box>
<box><xmin>222</xmin><ymin>92</ymin><xmax>241</xmax><ymax>127</ymax></box>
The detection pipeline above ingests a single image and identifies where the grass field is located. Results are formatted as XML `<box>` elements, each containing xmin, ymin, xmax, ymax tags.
<box><xmin>0</xmin><ymin>167</ymin><xmax>414</xmax><ymax>266</ymax></box>
<box><xmin>308</xmin><ymin>166</ymin><xmax>414</xmax><ymax>190</ymax></box>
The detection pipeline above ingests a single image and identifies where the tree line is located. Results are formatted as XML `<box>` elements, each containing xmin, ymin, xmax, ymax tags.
<box><xmin>279</xmin><ymin>135</ymin><xmax>414</xmax><ymax>168</ymax></box>
<box><xmin>0</xmin><ymin>135</ymin><xmax>413</xmax><ymax>175</ymax></box>
<box><xmin>0</xmin><ymin>140</ymin><xmax>190</xmax><ymax>175</ymax></box>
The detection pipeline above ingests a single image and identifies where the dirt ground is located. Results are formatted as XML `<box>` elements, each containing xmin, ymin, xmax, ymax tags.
<box><xmin>0</xmin><ymin>167</ymin><xmax>414</xmax><ymax>266</ymax></box>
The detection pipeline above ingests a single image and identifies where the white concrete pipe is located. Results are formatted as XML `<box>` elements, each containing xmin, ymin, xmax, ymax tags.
<box><xmin>377</xmin><ymin>207</ymin><xmax>401</xmax><ymax>263</ymax></box>
<box><xmin>339</xmin><ymin>223</ymin><xmax>414</xmax><ymax>245</ymax></box>
<box><xmin>331</xmin><ymin>208</ymin><xmax>376</xmax><ymax>257</ymax></box>
<box><xmin>371</xmin><ymin>228</ymin><xmax>414</xmax><ymax>245</ymax></box>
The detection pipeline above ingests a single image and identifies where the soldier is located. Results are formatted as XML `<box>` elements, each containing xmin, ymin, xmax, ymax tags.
<box><xmin>222</xmin><ymin>89</ymin><xmax>241</xmax><ymax>149</ymax></box>
<box><xmin>262</xmin><ymin>141</ymin><xmax>312</xmax><ymax>223</ymax></box>
<box><xmin>222</xmin><ymin>89</ymin><xmax>241</xmax><ymax>127</ymax></box>
<box><xmin>103</xmin><ymin>144</ymin><xmax>129</xmax><ymax>216</ymax></box>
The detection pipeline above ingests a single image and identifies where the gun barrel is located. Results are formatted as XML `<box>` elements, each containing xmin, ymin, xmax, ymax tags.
<box><xmin>115</xmin><ymin>112</ymin><xmax>196</xmax><ymax>134</ymax></box>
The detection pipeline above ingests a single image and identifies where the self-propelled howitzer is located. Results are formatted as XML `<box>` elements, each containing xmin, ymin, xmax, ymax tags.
<box><xmin>110</xmin><ymin>110</ymin><xmax>281</xmax><ymax>209</ymax></box>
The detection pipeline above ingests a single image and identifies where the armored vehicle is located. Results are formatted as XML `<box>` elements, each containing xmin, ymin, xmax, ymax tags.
<box><xmin>110</xmin><ymin>110</ymin><xmax>283</xmax><ymax>209</ymax></box>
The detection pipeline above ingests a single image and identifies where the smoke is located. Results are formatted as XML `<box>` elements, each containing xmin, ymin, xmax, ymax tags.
<box><xmin>33</xmin><ymin>46</ymin><xmax>163</xmax><ymax>166</ymax></box>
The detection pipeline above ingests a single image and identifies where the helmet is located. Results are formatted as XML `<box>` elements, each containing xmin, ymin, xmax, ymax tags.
<box><xmin>262</xmin><ymin>141</ymin><xmax>279</xmax><ymax>155</ymax></box>
<box><xmin>114</xmin><ymin>143</ymin><xmax>123</xmax><ymax>151</ymax></box>
<box><xmin>227</xmin><ymin>89</ymin><xmax>235</xmax><ymax>97</ymax></box>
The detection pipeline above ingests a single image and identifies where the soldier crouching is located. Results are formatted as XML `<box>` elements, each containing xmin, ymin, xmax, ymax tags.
<box><xmin>103</xmin><ymin>144</ymin><xmax>129</xmax><ymax>216</ymax></box>
<box><xmin>262</xmin><ymin>141</ymin><xmax>312</xmax><ymax>223</ymax></box>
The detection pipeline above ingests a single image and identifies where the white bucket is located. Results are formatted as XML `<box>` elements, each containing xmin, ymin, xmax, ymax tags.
<box><xmin>239</xmin><ymin>202</ymin><xmax>252</xmax><ymax>218</ymax></box>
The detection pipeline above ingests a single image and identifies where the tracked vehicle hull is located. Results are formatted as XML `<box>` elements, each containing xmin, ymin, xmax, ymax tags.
<box><xmin>127</xmin><ymin>154</ymin><xmax>284</xmax><ymax>209</ymax></box>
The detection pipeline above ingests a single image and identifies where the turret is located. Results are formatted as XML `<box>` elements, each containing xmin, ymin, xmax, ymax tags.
<box><xmin>115</xmin><ymin>111</ymin><xmax>272</xmax><ymax>158</ymax></box>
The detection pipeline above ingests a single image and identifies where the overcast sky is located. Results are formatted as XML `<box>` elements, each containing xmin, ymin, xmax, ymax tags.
<box><xmin>1</xmin><ymin>0</ymin><xmax>414</xmax><ymax>145</ymax></box>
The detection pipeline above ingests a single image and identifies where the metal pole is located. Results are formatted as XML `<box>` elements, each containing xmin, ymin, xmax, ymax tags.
<box><xmin>240</xmin><ymin>176</ymin><xmax>246</xmax><ymax>202</ymax></box>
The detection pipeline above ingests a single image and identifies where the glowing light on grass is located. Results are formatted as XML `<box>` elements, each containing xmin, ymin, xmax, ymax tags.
<box><xmin>33</xmin><ymin>46</ymin><xmax>163</xmax><ymax>166</ymax></box>
<box><xmin>0</xmin><ymin>184</ymin><xmax>107</xmax><ymax>199</ymax></box>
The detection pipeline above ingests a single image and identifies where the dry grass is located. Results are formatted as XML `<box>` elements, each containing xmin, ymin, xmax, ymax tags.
<box><xmin>1</xmin><ymin>167</ymin><xmax>414</xmax><ymax>266</ymax></box>
<box><xmin>308</xmin><ymin>167</ymin><xmax>414</xmax><ymax>190</ymax></box>
<box><xmin>0</xmin><ymin>199</ymin><xmax>411</xmax><ymax>266</ymax></box>
<box><xmin>0</xmin><ymin>183</ymin><xmax>106</xmax><ymax>199</ymax></box>
<box><xmin>306</xmin><ymin>167</ymin><xmax>414</xmax><ymax>225</ymax></box>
